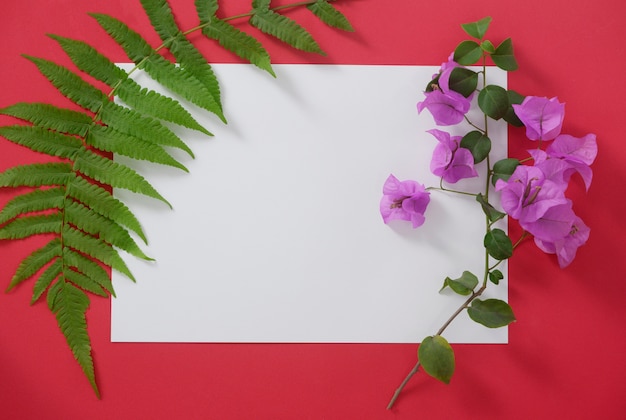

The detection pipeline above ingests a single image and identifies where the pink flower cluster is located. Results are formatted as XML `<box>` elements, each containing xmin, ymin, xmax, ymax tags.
<box><xmin>496</xmin><ymin>97</ymin><xmax>597</xmax><ymax>267</ymax></box>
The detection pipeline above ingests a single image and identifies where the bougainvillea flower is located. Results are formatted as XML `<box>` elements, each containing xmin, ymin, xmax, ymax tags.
<box><xmin>520</xmin><ymin>200</ymin><xmax>576</xmax><ymax>244</ymax></box>
<box><xmin>495</xmin><ymin>165</ymin><xmax>567</xmax><ymax>223</ymax></box>
<box><xmin>428</xmin><ymin>129</ymin><xmax>478</xmax><ymax>183</ymax></box>
<box><xmin>380</xmin><ymin>174</ymin><xmax>431</xmax><ymax>228</ymax></box>
<box><xmin>546</xmin><ymin>133</ymin><xmax>598</xmax><ymax>190</ymax></box>
<box><xmin>417</xmin><ymin>89</ymin><xmax>472</xmax><ymax>126</ymax></box>
<box><xmin>535</xmin><ymin>215</ymin><xmax>590</xmax><ymax>268</ymax></box>
<box><xmin>513</xmin><ymin>96</ymin><xmax>565</xmax><ymax>140</ymax></box>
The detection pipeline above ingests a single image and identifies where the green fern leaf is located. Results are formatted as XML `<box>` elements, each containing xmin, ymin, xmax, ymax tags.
<box><xmin>64</xmin><ymin>201</ymin><xmax>153</xmax><ymax>261</ymax></box>
<box><xmin>50</xmin><ymin>281</ymin><xmax>99</xmax><ymax>397</ymax></box>
<box><xmin>0</xmin><ymin>103</ymin><xmax>91</xmax><ymax>136</ymax></box>
<box><xmin>0</xmin><ymin>126</ymin><xmax>83</xmax><ymax>160</ymax></box>
<box><xmin>63</xmin><ymin>268</ymin><xmax>109</xmax><ymax>297</ymax></box>
<box><xmin>62</xmin><ymin>225</ymin><xmax>135</xmax><ymax>281</ymax></box>
<box><xmin>31</xmin><ymin>258</ymin><xmax>62</xmax><ymax>304</ymax></box>
<box><xmin>194</xmin><ymin>0</ymin><xmax>218</xmax><ymax>18</ymax></box>
<box><xmin>46</xmin><ymin>277</ymin><xmax>63</xmax><ymax>311</ymax></box>
<box><xmin>201</xmin><ymin>17</ymin><xmax>275</xmax><ymax>77</ymax></box>
<box><xmin>307</xmin><ymin>1</ymin><xmax>354</xmax><ymax>32</ymax></box>
<box><xmin>115</xmin><ymin>79</ymin><xmax>211</xmax><ymax>135</ymax></box>
<box><xmin>0</xmin><ymin>163</ymin><xmax>73</xmax><ymax>188</ymax></box>
<box><xmin>73</xmin><ymin>149</ymin><xmax>171</xmax><ymax>207</ymax></box>
<box><xmin>6</xmin><ymin>238</ymin><xmax>62</xmax><ymax>291</ymax></box>
<box><xmin>24</xmin><ymin>56</ymin><xmax>107</xmax><ymax>113</ymax></box>
<box><xmin>62</xmin><ymin>248</ymin><xmax>115</xmax><ymax>297</ymax></box>
<box><xmin>252</xmin><ymin>0</ymin><xmax>271</xmax><ymax>8</ymax></box>
<box><xmin>99</xmin><ymin>101</ymin><xmax>194</xmax><ymax>157</ymax></box>
<box><xmin>91</xmin><ymin>13</ymin><xmax>224</xmax><ymax>120</ymax></box>
<box><xmin>48</xmin><ymin>35</ymin><xmax>210</xmax><ymax>135</ymax></box>
<box><xmin>250</xmin><ymin>8</ymin><xmax>325</xmax><ymax>54</ymax></box>
<box><xmin>0</xmin><ymin>187</ymin><xmax>65</xmax><ymax>225</ymax></box>
<box><xmin>86</xmin><ymin>125</ymin><xmax>188</xmax><ymax>172</ymax></box>
<box><xmin>66</xmin><ymin>177</ymin><xmax>147</xmax><ymax>243</ymax></box>
<box><xmin>0</xmin><ymin>213</ymin><xmax>62</xmax><ymax>240</ymax></box>
<box><xmin>140</xmin><ymin>0</ymin><xmax>224</xmax><ymax>120</ymax></box>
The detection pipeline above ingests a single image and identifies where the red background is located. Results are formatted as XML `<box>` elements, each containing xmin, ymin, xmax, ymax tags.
<box><xmin>1</xmin><ymin>0</ymin><xmax>625</xmax><ymax>418</ymax></box>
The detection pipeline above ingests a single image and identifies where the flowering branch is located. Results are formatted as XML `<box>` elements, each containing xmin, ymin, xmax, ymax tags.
<box><xmin>380</xmin><ymin>16</ymin><xmax>597</xmax><ymax>409</ymax></box>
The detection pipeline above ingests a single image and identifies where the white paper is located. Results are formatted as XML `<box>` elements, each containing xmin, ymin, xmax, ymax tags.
<box><xmin>111</xmin><ymin>64</ymin><xmax>508</xmax><ymax>343</ymax></box>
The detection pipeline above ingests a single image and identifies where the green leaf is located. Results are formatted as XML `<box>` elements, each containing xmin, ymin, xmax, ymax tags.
<box><xmin>64</xmin><ymin>201</ymin><xmax>153</xmax><ymax>261</ymax></box>
<box><xmin>63</xmin><ymin>267</ymin><xmax>109</xmax><ymax>298</ymax></box>
<box><xmin>468</xmin><ymin>298</ymin><xmax>516</xmax><ymax>328</ymax></box>
<box><xmin>478</xmin><ymin>84</ymin><xmax>509</xmax><ymax>120</ymax></box>
<box><xmin>460</xmin><ymin>131</ymin><xmax>491</xmax><ymax>163</ymax></box>
<box><xmin>63</xmin><ymin>248</ymin><xmax>115</xmax><ymax>297</ymax></box>
<box><xmin>66</xmin><ymin>177</ymin><xmax>147</xmax><ymax>243</ymax></box>
<box><xmin>0</xmin><ymin>187</ymin><xmax>66</xmax><ymax>225</ymax></box>
<box><xmin>194</xmin><ymin>0</ymin><xmax>218</xmax><ymax>18</ymax></box>
<box><xmin>491</xmin><ymin>158</ymin><xmax>520</xmax><ymax>186</ymax></box>
<box><xmin>46</xmin><ymin>278</ymin><xmax>63</xmax><ymax>311</ymax></box>
<box><xmin>503</xmin><ymin>89</ymin><xmax>525</xmax><ymax>127</ymax></box>
<box><xmin>491</xmin><ymin>38</ymin><xmax>518</xmax><ymax>71</ymax></box>
<box><xmin>73</xmin><ymin>149</ymin><xmax>171</xmax><ymax>208</ymax></box>
<box><xmin>50</xmin><ymin>282</ymin><xmax>99</xmax><ymax>397</ymax></box>
<box><xmin>86</xmin><ymin>125</ymin><xmax>188</xmax><ymax>172</ymax></box>
<box><xmin>448</xmin><ymin>67</ymin><xmax>478</xmax><ymax>98</ymax></box>
<box><xmin>418</xmin><ymin>336</ymin><xmax>455</xmax><ymax>384</ymax></box>
<box><xmin>140</xmin><ymin>0</ymin><xmax>224</xmax><ymax>121</ymax></box>
<box><xmin>201</xmin><ymin>17</ymin><xmax>275</xmax><ymax>77</ymax></box>
<box><xmin>0</xmin><ymin>213</ymin><xmax>62</xmax><ymax>240</ymax></box>
<box><xmin>475</xmin><ymin>193</ymin><xmax>505</xmax><ymax>223</ymax></box>
<box><xmin>484</xmin><ymin>228</ymin><xmax>513</xmax><ymax>260</ymax></box>
<box><xmin>307</xmin><ymin>1</ymin><xmax>354</xmax><ymax>32</ymax></box>
<box><xmin>0</xmin><ymin>125</ymin><xmax>83</xmax><ymax>160</ymax></box>
<box><xmin>0</xmin><ymin>103</ymin><xmax>91</xmax><ymax>136</ymax></box>
<box><xmin>0</xmin><ymin>163</ymin><xmax>73</xmax><ymax>188</ymax></box>
<box><xmin>31</xmin><ymin>259</ymin><xmax>62</xmax><ymax>304</ymax></box>
<box><xmin>489</xmin><ymin>269</ymin><xmax>504</xmax><ymax>285</ymax></box>
<box><xmin>461</xmin><ymin>17</ymin><xmax>492</xmax><ymax>39</ymax></box>
<box><xmin>440</xmin><ymin>271</ymin><xmax>478</xmax><ymax>296</ymax></box>
<box><xmin>6</xmin><ymin>238</ymin><xmax>62</xmax><ymax>291</ymax></box>
<box><xmin>62</xmin><ymin>225</ymin><xmax>135</xmax><ymax>281</ymax></box>
<box><xmin>480</xmin><ymin>40</ymin><xmax>495</xmax><ymax>54</ymax></box>
<box><xmin>250</xmin><ymin>9</ymin><xmax>325</xmax><ymax>55</ymax></box>
<box><xmin>453</xmin><ymin>40</ymin><xmax>482</xmax><ymax>65</ymax></box>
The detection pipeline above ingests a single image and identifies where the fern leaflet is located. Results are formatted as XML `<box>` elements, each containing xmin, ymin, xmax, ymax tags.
<box><xmin>250</xmin><ymin>6</ymin><xmax>325</xmax><ymax>54</ymax></box>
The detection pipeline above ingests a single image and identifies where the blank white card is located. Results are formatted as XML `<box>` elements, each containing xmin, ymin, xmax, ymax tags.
<box><xmin>111</xmin><ymin>64</ymin><xmax>508</xmax><ymax>343</ymax></box>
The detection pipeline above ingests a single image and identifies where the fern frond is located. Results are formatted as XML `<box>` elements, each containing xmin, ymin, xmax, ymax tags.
<box><xmin>31</xmin><ymin>258</ymin><xmax>62</xmax><ymax>304</ymax></box>
<box><xmin>0</xmin><ymin>126</ymin><xmax>83</xmax><ymax>160</ymax></box>
<box><xmin>91</xmin><ymin>13</ymin><xmax>224</xmax><ymax>119</ymax></box>
<box><xmin>64</xmin><ymin>201</ymin><xmax>153</xmax><ymax>261</ymax></box>
<box><xmin>0</xmin><ymin>187</ymin><xmax>65</xmax><ymax>225</ymax></box>
<box><xmin>250</xmin><ymin>7</ymin><xmax>325</xmax><ymax>54</ymax></box>
<box><xmin>0</xmin><ymin>213</ymin><xmax>62</xmax><ymax>240</ymax></box>
<box><xmin>62</xmin><ymin>248</ymin><xmax>115</xmax><ymax>297</ymax></box>
<box><xmin>63</xmin><ymin>268</ymin><xmax>109</xmax><ymax>297</ymax></box>
<box><xmin>140</xmin><ymin>0</ymin><xmax>224</xmax><ymax>120</ymax></box>
<box><xmin>6</xmin><ymin>238</ymin><xmax>62</xmax><ymax>291</ymax></box>
<box><xmin>86</xmin><ymin>125</ymin><xmax>188</xmax><ymax>172</ymax></box>
<box><xmin>46</xmin><ymin>277</ymin><xmax>64</xmax><ymax>310</ymax></box>
<box><xmin>0</xmin><ymin>103</ymin><xmax>91</xmax><ymax>136</ymax></box>
<box><xmin>50</xmin><ymin>281</ymin><xmax>99</xmax><ymax>398</ymax></box>
<box><xmin>194</xmin><ymin>0</ymin><xmax>219</xmax><ymax>18</ymax></box>
<box><xmin>201</xmin><ymin>17</ymin><xmax>275</xmax><ymax>77</ymax></box>
<box><xmin>24</xmin><ymin>55</ymin><xmax>107</xmax><ymax>113</ymax></box>
<box><xmin>73</xmin><ymin>149</ymin><xmax>171</xmax><ymax>207</ymax></box>
<box><xmin>0</xmin><ymin>163</ymin><xmax>73</xmax><ymax>188</ymax></box>
<box><xmin>66</xmin><ymin>177</ymin><xmax>147</xmax><ymax>243</ymax></box>
<box><xmin>99</xmin><ymin>101</ymin><xmax>194</xmax><ymax>157</ymax></box>
<box><xmin>307</xmin><ymin>0</ymin><xmax>354</xmax><ymax>32</ymax></box>
<box><xmin>62</xmin><ymin>225</ymin><xmax>135</xmax><ymax>281</ymax></box>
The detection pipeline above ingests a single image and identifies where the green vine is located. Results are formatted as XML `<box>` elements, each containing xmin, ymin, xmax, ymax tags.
<box><xmin>0</xmin><ymin>0</ymin><xmax>355</xmax><ymax>397</ymax></box>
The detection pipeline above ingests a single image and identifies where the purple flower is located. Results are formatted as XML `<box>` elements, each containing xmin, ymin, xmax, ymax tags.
<box><xmin>495</xmin><ymin>165</ymin><xmax>568</xmax><ymax>223</ymax></box>
<box><xmin>417</xmin><ymin>89</ymin><xmax>472</xmax><ymax>126</ymax></box>
<box><xmin>428</xmin><ymin>129</ymin><xmax>478</xmax><ymax>183</ymax></box>
<box><xmin>380</xmin><ymin>175</ymin><xmax>430</xmax><ymax>228</ymax></box>
<box><xmin>546</xmin><ymin>133</ymin><xmax>598</xmax><ymax>190</ymax></box>
<box><xmin>513</xmin><ymin>96</ymin><xmax>565</xmax><ymax>141</ymax></box>
<box><xmin>521</xmin><ymin>201</ymin><xmax>576</xmax><ymax>243</ymax></box>
<box><xmin>535</xmin><ymin>215</ymin><xmax>590</xmax><ymax>268</ymax></box>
